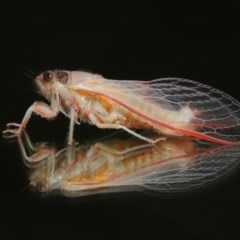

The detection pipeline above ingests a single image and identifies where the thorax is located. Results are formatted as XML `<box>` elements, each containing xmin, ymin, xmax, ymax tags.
<box><xmin>60</xmin><ymin>87</ymin><xmax>148</xmax><ymax>128</ymax></box>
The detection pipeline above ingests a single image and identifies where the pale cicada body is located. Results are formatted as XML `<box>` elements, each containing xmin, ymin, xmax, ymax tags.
<box><xmin>3</xmin><ymin>70</ymin><xmax>240</xmax><ymax>145</ymax></box>
<box><xmin>18</xmin><ymin>131</ymin><xmax>240</xmax><ymax>196</ymax></box>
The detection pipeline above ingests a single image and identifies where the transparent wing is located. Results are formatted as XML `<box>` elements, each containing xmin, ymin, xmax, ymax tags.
<box><xmin>72</xmin><ymin>77</ymin><xmax>240</xmax><ymax>143</ymax></box>
<box><xmin>108</xmin><ymin>142</ymin><xmax>240</xmax><ymax>193</ymax></box>
<box><xmin>24</xmin><ymin>131</ymin><xmax>240</xmax><ymax>196</ymax></box>
<box><xmin>145</xmin><ymin>78</ymin><xmax>240</xmax><ymax>143</ymax></box>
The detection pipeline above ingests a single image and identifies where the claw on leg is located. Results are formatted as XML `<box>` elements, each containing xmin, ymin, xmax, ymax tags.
<box><xmin>3</xmin><ymin>98</ymin><xmax>60</xmax><ymax>140</ymax></box>
<box><xmin>6</xmin><ymin>123</ymin><xmax>21</xmax><ymax>128</ymax></box>
<box><xmin>2</xmin><ymin>122</ymin><xmax>23</xmax><ymax>139</ymax></box>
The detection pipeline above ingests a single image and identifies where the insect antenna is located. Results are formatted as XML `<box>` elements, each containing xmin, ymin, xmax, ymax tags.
<box><xmin>18</xmin><ymin>183</ymin><xmax>31</xmax><ymax>197</ymax></box>
<box><xmin>24</xmin><ymin>68</ymin><xmax>36</xmax><ymax>79</ymax></box>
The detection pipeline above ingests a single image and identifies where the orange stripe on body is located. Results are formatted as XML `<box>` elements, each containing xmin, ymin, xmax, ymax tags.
<box><xmin>70</xmin><ymin>88</ymin><xmax>235</xmax><ymax>145</ymax></box>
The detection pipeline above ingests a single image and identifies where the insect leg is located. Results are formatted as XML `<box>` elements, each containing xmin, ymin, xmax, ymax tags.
<box><xmin>3</xmin><ymin>94</ymin><xmax>60</xmax><ymax>138</ymax></box>
<box><xmin>60</xmin><ymin>106</ymin><xmax>80</xmax><ymax>125</ymax></box>
<box><xmin>93</xmin><ymin>142</ymin><xmax>153</xmax><ymax>155</ymax></box>
<box><xmin>17</xmin><ymin>130</ymin><xmax>56</xmax><ymax>165</ymax></box>
<box><xmin>96</xmin><ymin>123</ymin><xmax>166</xmax><ymax>144</ymax></box>
<box><xmin>67</xmin><ymin>106</ymin><xmax>77</xmax><ymax>145</ymax></box>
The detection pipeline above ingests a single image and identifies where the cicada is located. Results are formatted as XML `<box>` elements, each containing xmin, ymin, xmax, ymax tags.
<box><xmin>3</xmin><ymin>70</ymin><xmax>240</xmax><ymax>145</ymax></box>
<box><xmin>18</xmin><ymin>130</ymin><xmax>240</xmax><ymax>196</ymax></box>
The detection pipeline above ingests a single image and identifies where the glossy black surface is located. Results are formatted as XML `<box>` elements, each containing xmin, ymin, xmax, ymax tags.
<box><xmin>1</xmin><ymin>3</ymin><xmax>240</xmax><ymax>240</ymax></box>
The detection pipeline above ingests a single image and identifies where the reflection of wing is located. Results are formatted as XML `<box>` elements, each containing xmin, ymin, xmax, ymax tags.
<box><xmin>24</xmin><ymin>129</ymin><xmax>240</xmax><ymax>196</ymax></box>
<box><xmin>110</xmin><ymin>142</ymin><xmax>240</xmax><ymax>193</ymax></box>
<box><xmin>71</xmin><ymin>77</ymin><xmax>240</xmax><ymax>144</ymax></box>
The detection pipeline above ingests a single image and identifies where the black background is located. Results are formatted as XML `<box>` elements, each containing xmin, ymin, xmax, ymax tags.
<box><xmin>1</xmin><ymin>2</ymin><xmax>240</xmax><ymax>240</ymax></box>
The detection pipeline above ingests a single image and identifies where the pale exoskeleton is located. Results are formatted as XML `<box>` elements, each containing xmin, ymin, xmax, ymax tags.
<box><xmin>16</xmin><ymin>131</ymin><xmax>240</xmax><ymax>197</ymax></box>
<box><xmin>3</xmin><ymin>70</ymin><xmax>240</xmax><ymax>145</ymax></box>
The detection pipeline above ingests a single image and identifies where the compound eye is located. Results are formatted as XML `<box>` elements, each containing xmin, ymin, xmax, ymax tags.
<box><xmin>42</xmin><ymin>71</ymin><xmax>54</xmax><ymax>81</ymax></box>
<box><xmin>56</xmin><ymin>71</ymin><xmax>69</xmax><ymax>84</ymax></box>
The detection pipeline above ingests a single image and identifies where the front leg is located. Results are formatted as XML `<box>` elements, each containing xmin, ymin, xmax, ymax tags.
<box><xmin>3</xmin><ymin>101</ymin><xmax>59</xmax><ymax>138</ymax></box>
<box><xmin>18</xmin><ymin>130</ymin><xmax>56</xmax><ymax>165</ymax></box>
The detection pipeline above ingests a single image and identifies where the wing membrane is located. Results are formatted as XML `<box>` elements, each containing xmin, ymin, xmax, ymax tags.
<box><xmin>71</xmin><ymin>77</ymin><xmax>240</xmax><ymax>143</ymax></box>
<box><xmin>111</xmin><ymin>142</ymin><xmax>240</xmax><ymax>193</ymax></box>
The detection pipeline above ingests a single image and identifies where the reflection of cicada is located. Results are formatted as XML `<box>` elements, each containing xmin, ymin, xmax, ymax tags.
<box><xmin>3</xmin><ymin>70</ymin><xmax>240</xmax><ymax>145</ymax></box>
<box><xmin>18</xmin><ymin>131</ymin><xmax>240</xmax><ymax>196</ymax></box>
